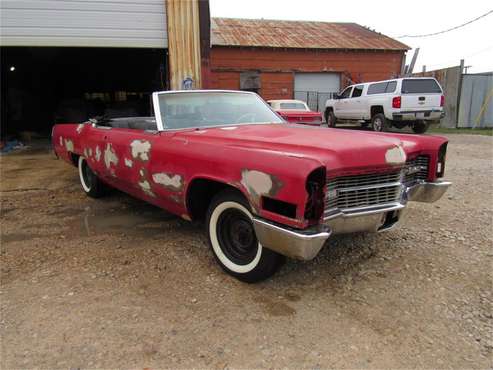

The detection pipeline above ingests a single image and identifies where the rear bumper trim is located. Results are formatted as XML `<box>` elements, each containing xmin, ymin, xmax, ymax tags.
<box><xmin>392</xmin><ymin>110</ymin><xmax>444</xmax><ymax>121</ymax></box>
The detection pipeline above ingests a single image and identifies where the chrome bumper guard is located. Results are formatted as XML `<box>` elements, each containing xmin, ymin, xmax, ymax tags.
<box><xmin>253</xmin><ymin>219</ymin><xmax>331</xmax><ymax>261</ymax></box>
<box><xmin>405</xmin><ymin>180</ymin><xmax>451</xmax><ymax>203</ymax></box>
<box><xmin>253</xmin><ymin>180</ymin><xmax>451</xmax><ymax>261</ymax></box>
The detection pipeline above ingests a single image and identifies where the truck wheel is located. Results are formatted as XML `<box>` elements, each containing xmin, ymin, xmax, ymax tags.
<box><xmin>371</xmin><ymin>113</ymin><xmax>389</xmax><ymax>132</ymax></box>
<box><xmin>326</xmin><ymin>110</ymin><xmax>337</xmax><ymax>127</ymax></box>
<box><xmin>78</xmin><ymin>156</ymin><xmax>106</xmax><ymax>198</ymax></box>
<box><xmin>206</xmin><ymin>190</ymin><xmax>284</xmax><ymax>283</ymax></box>
<box><xmin>412</xmin><ymin>120</ymin><xmax>429</xmax><ymax>134</ymax></box>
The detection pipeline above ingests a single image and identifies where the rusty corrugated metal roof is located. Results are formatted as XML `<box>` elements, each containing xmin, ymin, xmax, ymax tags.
<box><xmin>211</xmin><ymin>18</ymin><xmax>409</xmax><ymax>51</ymax></box>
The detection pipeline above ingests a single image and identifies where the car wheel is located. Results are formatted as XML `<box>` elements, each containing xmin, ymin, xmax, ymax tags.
<box><xmin>206</xmin><ymin>190</ymin><xmax>284</xmax><ymax>283</ymax></box>
<box><xmin>326</xmin><ymin>110</ymin><xmax>337</xmax><ymax>127</ymax></box>
<box><xmin>371</xmin><ymin>113</ymin><xmax>389</xmax><ymax>132</ymax></box>
<box><xmin>78</xmin><ymin>156</ymin><xmax>106</xmax><ymax>198</ymax></box>
<box><xmin>412</xmin><ymin>120</ymin><xmax>429</xmax><ymax>134</ymax></box>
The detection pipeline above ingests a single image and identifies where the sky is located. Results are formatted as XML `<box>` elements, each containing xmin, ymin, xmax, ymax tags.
<box><xmin>209</xmin><ymin>0</ymin><xmax>493</xmax><ymax>74</ymax></box>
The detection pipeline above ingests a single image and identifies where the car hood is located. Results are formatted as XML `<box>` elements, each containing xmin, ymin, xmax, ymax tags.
<box><xmin>177</xmin><ymin>124</ymin><xmax>440</xmax><ymax>173</ymax></box>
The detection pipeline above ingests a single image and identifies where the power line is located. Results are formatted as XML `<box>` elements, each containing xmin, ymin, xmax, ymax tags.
<box><xmin>397</xmin><ymin>9</ymin><xmax>493</xmax><ymax>38</ymax></box>
<box><xmin>422</xmin><ymin>44</ymin><xmax>493</xmax><ymax>69</ymax></box>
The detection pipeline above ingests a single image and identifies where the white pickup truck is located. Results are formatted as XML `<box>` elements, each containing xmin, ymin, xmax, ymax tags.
<box><xmin>324</xmin><ymin>77</ymin><xmax>445</xmax><ymax>133</ymax></box>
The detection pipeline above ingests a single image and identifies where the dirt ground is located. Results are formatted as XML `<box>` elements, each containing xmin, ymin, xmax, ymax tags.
<box><xmin>1</xmin><ymin>134</ymin><xmax>492</xmax><ymax>369</ymax></box>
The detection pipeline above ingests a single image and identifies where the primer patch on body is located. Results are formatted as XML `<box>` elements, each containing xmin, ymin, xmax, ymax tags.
<box><xmin>95</xmin><ymin>146</ymin><xmax>101</xmax><ymax>162</ymax></box>
<box><xmin>64</xmin><ymin>139</ymin><xmax>74</xmax><ymax>152</ymax></box>
<box><xmin>152</xmin><ymin>173</ymin><xmax>183</xmax><ymax>192</ymax></box>
<box><xmin>76</xmin><ymin>124</ymin><xmax>84</xmax><ymax>134</ymax></box>
<box><xmin>241</xmin><ymin>169</ymin><xmax>283</xmax><ymax>205</ymax></box>
<box><xmin>124</xmin><ymin>158</ymin><xmax>133</xmax><ymax>168</ymax></box>
<box><xmin>88</xmin><ymin>148</ymin><xmax>93</xmax><ymax>156</ymax></box>
<box><xmin>104</xmin><ymin>143</ymin><xmax>118</xmax><ymax>169</ymax></box>
<box><xmin>59</xmin><ymin>136</ymin><xmax>63</xmax><ymax>146</ymax></box>
<box><xmin>83</xmin><ymin>148</ymin><xmax>89</xmax><ymax>158</ymax></box>
<box><xmin>138</xmin><ymin>179</ymin><xmax>155</xmax><ymax>197</ymax></box>
<box><xmin>130</xmin><ymin>140</ymin><xmax>151</xmax><ymax>161</ymax></box>
<box><xmin>385</xmin><ymin>146</ymin><xmax>407</xmax><ymax>165</ymax></box>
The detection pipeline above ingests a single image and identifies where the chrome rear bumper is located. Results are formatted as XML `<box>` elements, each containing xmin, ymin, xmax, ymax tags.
<box><xmin>253</xmin><ymin>180</ymin><xmax>451</xmax><ymax>261</ymax></box>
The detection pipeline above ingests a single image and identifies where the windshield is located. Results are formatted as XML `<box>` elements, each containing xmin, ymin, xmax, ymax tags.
<box><xmin>157</xmin><ymin>92</ymin><xmax>283</xmax><ymax>129</ymax></box>
<box><xmin>279</xmin><ymin>102</ymin><xmax>308</xmax><ymax>110</ymax></box>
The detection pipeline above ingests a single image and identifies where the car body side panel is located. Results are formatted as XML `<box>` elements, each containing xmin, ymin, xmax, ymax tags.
<box><xmin>52</xmin><ymin>122</ymin><xmax>448</xmax><ymax>229</ymax></box>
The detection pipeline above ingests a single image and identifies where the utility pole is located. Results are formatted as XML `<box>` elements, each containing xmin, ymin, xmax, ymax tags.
<box><xmin>456</xmin><ymin>59</ymin><xmax>465</xmax><ymax>128</ymax></box>
<box><xmin>406</xmin><ymin>48</ymin><xmax>420</xmax><ymax>76</ymax></box>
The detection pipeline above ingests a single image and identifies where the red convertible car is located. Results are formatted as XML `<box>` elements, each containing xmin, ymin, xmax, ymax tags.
<box><xmin>268</xmin><ymin>99</ymin><xmax>323</xmax><ymax>125</ymax></box>
<box><xmin>53</xmin><ymin>90</ymin><xmax>451</xmax><ymax>282</ymax></box>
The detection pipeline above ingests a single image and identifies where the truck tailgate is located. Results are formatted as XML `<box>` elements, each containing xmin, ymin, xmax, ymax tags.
<box><xmin>401</xmin><ymin>94</ymin><xmax>442</xmax><ymax>110</ymax></box>
<box><xmin>400</xmin><ymin>78</ymin><xmax>443</xmax><ymax>111</ymax></box>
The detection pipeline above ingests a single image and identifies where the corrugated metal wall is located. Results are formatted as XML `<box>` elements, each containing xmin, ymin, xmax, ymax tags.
<box><xmin>458</xmin><ymin>73</ymin><xmax>493</xmax><ymax>128</ymax></box>
<box><xmin>165</xmin><ymin>0</ymin><xmax>202</xmax><ymax>90</ymax></box>
<box><xmin>0</xmin><ymin>0</ymin><xmax>167</xmax><ymax>48</ymax></box>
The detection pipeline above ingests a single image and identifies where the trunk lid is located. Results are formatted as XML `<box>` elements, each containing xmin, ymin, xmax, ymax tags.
<box><xmin>277</xmin><ymin>110</ymin><xmax>322</xmax><ymax>124</ymax></box>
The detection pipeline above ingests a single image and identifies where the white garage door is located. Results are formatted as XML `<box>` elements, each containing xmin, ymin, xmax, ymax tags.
<box><xmin>294</xmin><ymin>73</ymin><xmax>340</xmax><ymax>111</ymax></box>
<box><xmin>0</xmin><ymin>0</ymin><xmax>168</xmax><ymax>48</ymax></box>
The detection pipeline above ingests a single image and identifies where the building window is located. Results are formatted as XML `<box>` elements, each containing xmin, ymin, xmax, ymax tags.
<box><xmin>240</xmin><ymin>71</ymin><xmax>261</xmax><ymax>93</ymax></box>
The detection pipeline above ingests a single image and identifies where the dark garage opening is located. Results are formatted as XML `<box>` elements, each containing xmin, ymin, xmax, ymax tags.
<box><xmin>1</xmin><ymin>47</ymin><xmax>167</xmax><ymax>139</ymax></box>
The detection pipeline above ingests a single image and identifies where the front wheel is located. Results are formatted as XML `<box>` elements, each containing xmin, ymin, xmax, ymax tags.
<box><xmin>206</xmin><ymin>190</ymin><xmax>284</xmax><ymax>283</ymax></box>
<box><xmin>371</xmin><ymin>113</ymin><xmax>390</xmax><ymax>132</ymax></box>
<box><xmin>412</xmin><ymin>120</ymin><xmax>429</xmax><ymax>134</ymax></box>
<box><xmin>78</xmin><ymin>156</ymin><xmax>107</xmax><ymax>198</ymax></box>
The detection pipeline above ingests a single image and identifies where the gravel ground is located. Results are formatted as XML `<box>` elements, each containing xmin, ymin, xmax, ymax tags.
<box><xmin>1</xmin><ymin>134</ymin><xmax>492</xmax><ymax>369</ymax></box>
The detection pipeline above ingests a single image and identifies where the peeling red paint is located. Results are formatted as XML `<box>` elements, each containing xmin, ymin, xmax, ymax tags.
<box><xmin>52</xmin><ymin>122</ymin><xmax>447</xmax><ymax>229</ymax></box>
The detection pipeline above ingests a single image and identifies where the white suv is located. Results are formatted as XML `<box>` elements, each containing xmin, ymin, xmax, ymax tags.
<box><xmin>324</xmin><ymin>77</ymin><xmax>445</xmax><ymax>133</ymax></box>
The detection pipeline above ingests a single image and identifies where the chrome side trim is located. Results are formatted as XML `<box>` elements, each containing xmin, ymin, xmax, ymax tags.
<box><xmin>253</xmin><ymin>218</ymin><xmax>331</xmax><ymax>261</ymax></box>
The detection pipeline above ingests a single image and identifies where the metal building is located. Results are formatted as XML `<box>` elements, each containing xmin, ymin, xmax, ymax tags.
<box><xmin>0</xmin><ymin>0</ymin><xmax>208</xmax><ymax>136</ymax></box>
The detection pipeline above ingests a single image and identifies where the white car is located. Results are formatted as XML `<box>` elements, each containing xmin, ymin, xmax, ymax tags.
<box><xmin>267</xmin><ymin>99</ymin><xmax>323</xmax><ymax>125</ymax></box>
<box><xmin>324</xmin><ymin>77</ymin><xmax>445</xmax><ymax>133</ymax></box>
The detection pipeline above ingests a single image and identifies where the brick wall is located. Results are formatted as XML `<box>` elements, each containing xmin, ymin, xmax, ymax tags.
<box><xmin>209</xmin><ymin>47</ymin><xmax>405</xmax><ymax>100</ymax></box>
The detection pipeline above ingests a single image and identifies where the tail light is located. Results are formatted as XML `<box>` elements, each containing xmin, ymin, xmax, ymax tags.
<box><xmin>440</xmin><ymin>95</ymin><xmax>445</xmax><ymax>107</ymax></box>
<box><xmin>392</xmin><ymin>96</ymin><xmax>401</xmax><ymax>109</ymax></box>
<box><xmin>305</xmin><ymin>167</ymin><xmax>326</xmax><ymax>222</ymax></box>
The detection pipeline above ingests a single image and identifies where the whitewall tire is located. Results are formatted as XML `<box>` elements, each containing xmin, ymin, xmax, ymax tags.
<box><xmin>206</xmin><ymin>190</ymin><xmax>284</xmax><ymax>283</ymax></box>
<box><xmin>78</xmin><ymin>156</ymin><xmax>106</xmax><ymax>198</ymax></box>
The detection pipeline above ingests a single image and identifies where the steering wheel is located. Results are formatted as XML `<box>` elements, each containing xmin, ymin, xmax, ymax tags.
<box><xmin>236</xmin><ymin>113</ymin><xmax>256</xmax><ymax>124</ymax></box>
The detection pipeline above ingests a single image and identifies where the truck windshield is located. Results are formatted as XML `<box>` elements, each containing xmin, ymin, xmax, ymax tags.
<box><xmin>401</xmin><ymin>79</ymin><xmax>442</xmax><ymax>94</ymax></box>
<box><xmin>157</xmin><ymin>92</ymin><xmax>283</xmax><ymax>129</ymax></box>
